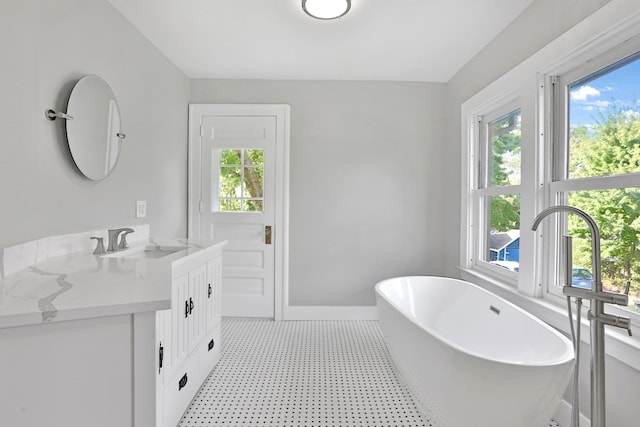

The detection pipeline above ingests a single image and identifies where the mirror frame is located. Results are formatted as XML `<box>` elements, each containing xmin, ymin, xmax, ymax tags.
<box><xmin>65</xmin><ymin>75</ymin><xmax>124</xmax><ymax>181</ymax></box>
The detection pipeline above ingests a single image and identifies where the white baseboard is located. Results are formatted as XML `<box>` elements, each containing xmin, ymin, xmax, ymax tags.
<box><xmin>554</xmin><ymin>398</ymin><xmax>590</xmax><ymax>427</ymax></box>
<box><xmin>282</xmin><ymin>306</ymin><xmax>378</xmax><ymax>320</ymax></box>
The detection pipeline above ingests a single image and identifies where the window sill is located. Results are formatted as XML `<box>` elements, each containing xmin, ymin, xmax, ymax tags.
<box><xmin>459</xmin><ymin>267</ymin><xmax>640</xmax><ymax>371</ymax></box>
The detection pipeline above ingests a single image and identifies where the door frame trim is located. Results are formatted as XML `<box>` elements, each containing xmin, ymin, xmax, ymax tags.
<box><xmin>188</xmin><ymin>104</ymin><xmax>290</xmax><ymax>320</ymax></box>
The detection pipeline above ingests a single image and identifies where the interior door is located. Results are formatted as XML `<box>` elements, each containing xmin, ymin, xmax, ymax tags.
<box><xmin>199</xmin><ymin>114</ymin><xmax>276</xmax><ymax>318</ymax></box>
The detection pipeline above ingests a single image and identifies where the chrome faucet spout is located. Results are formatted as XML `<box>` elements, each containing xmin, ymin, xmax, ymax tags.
<box><xmin>531</xmin><ymin>205</ymin><xmax>602</xmax><ymax>292</ymax></box>
<box><xmin>107</xmin><ymin>228</ymin><xmax>134</xmax><ymax>252</ymax></box>
<box><xmin>118</xmin><ymin>228</ymin><xmax>135</xmax><ymax>249</ymax></box>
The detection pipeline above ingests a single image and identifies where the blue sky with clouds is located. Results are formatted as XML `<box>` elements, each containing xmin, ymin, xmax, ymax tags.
<box><xmin>569</xmin><ymin>56</ymin><xmax>640</xmax><ymax>126</ymax></box>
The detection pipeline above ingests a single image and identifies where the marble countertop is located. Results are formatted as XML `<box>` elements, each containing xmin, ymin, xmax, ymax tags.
<box><xmin>0</xmin><ymin>228</ymin><xmax>225</xmax><ymax>329</ymax></box>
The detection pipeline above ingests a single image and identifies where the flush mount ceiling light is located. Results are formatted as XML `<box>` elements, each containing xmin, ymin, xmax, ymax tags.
<box><xmin>302</xmin><ymin>0</ymin><xmax>351</xmax><ymax>20</ymax></box>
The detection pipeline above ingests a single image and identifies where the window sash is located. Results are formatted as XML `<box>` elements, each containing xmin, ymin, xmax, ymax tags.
<box><xmin>470</xmin><ymin>104</ymin><xmax>522</xmax><ymax>283</ymax></box>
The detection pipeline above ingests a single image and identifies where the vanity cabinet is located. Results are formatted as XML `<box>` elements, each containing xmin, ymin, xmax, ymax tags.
<box><xmin>0</xmin><ymin>227</ymin><xmax>226</xmax><ymax>427</ymax></box>
<box><xmin>156</xmin><ymin>248</ymin><xmax>224</xmax><ymax>427</ymax></box>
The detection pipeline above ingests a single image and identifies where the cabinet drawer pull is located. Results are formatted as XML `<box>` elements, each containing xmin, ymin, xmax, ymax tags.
<box><xmin>185</xmin><ymin>300</ymin><xmax>189</xmax><ymax>318</ymax></box>
<box><xmin>208</xmin><ymin>338</ymin><xmax>215</xmax><ymax>351</ymax></box>
<box><xmin>189</xmin><ymin>297</ymin><xmax>194</xmax><ymax>313</ymax></box>
<box><xmin>178</xmin><ymin>373</ymin><xmax>188</xmax><ymax>391</ymax></box>
<box><xmin>208</xmin><ymin>283</ymin><xmax>212</xmax><ymax>298</ymax></box>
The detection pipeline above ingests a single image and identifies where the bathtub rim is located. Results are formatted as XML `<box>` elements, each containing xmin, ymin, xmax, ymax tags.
<box><xmin>375</xmin><ymin>275</ymin><xmax>575</xmax><ymax>367</ymax></box>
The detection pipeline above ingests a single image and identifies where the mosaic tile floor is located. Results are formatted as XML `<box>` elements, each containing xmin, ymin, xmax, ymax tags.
<box><xmin>179</xmin><ymin>319</ymin><xmax>562</xmax><ymax>427</ymax></box>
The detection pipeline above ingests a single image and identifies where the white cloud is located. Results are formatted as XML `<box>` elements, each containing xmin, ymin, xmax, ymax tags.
<box><xmin>570</xmin><ymin>85</ymin><xmax>601</xmax><ymax>101</ymax></box>
<box><xmin>577</xmin><ymin>100</ymin><xmax>610</xmax><ymax>113</ymax></box>
<box><xmin>592</xmin><ymin>100</ymin><xmax>611</xmax><ymax>108</ymax></box>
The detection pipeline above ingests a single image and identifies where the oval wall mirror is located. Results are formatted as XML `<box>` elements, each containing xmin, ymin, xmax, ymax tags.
<box><xmin>65</xmin><ymin>75</ymin><xmax>124</xmax><ymax>181</ymax></box>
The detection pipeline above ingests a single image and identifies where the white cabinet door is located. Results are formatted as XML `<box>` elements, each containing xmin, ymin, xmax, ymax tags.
<box><xmin>205</xmin><ymin>257</ymin><xmax>223</xmax><ymax>331</ymax></box>
<box><xmin>187</xmin><ymin>264</ymin><xmax>207</xmax><ymax>354</ymax></box>
<box><xmin>157</xmin><ymin>306</ymin><xmax>181</xmax><ymax>387</ymax></box>
<box><xmin>155</xmin><ymin>310</ymin><xmax>165</xmax><ymax>426</ymax></box>
<box><xmin>156</xmin><ymin>311</ymin><xmax>169</xmax><ymax>374</ymax></box>
<box><xmin>163</xmin><ymin>266</ymin><xmax>208</xmax><ymax>383</ymax></box>
<box><xmin>169</xmin><ymin>273</ymin><xmax>189</xmax><ymax>379</ymax></box>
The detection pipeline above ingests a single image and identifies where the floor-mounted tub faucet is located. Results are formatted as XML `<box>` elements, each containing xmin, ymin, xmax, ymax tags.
<box><xmin>531</xmin><ymin>205</ymin><xmax>632</xmax><ymax>427</ymax></box>
<box><xmin>107</xmin><ymin>228</ymin><xmax>134</xmax><ymax>252</ymax></box>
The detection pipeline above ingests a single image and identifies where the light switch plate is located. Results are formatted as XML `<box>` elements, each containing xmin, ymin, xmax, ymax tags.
<box><xmin>136</xmin><ymin>200</ymin><xmax>147</xmax><ymax>218</ymax></box>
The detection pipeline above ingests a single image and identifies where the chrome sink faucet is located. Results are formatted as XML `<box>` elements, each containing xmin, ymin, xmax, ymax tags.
<box><xmin>107</xmin><ymin>228</ymin><xmax>134</xmax><ymax>252</ymax></box>
<box><xmin>531</xmin><ymin>205</ymin><xmax>632</xmax><ymax>427</ymax></box>
<box><xmin>118</xmin><ymin>228</ymin><xmax>135</xmax><ymax>250</ymax></box>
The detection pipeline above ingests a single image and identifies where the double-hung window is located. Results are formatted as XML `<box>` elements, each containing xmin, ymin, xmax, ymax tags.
<box><xmin>547</xmin><ymin>43</ymin><xmax>640</xmax><ymax>315</ymax></box>
<box><xmin>470</xmin><ymin>103</ymin><xmax>522</xmax><ymax>280</ymax></box>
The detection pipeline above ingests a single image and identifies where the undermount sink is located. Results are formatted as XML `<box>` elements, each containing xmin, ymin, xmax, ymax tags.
<box><xmin>105</xmin><ymin>245</ymin><xmax>185</xmax><ymax>260</ymax></box>
<box><xmin>124</xmin><ymin>248</ymin><xmax>181</xmax><ymax>259</ymax></box>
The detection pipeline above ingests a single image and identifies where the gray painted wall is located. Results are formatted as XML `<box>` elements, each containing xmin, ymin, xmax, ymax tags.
<box><xmin>191</xmin><ymin>80</ymin><xmax>447</xmax><ymax>305</ymax></box>
<box><xmin>0</xmin><ymin>0</ymin><xmax>189</xmax><ymax>249</ymax></box>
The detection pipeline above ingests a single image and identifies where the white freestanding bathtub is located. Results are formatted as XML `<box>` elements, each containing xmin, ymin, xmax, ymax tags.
<box><xmin>375</xmin><ymin>276</ymin><xmax>574</xmax><ymax>427</ymax></box>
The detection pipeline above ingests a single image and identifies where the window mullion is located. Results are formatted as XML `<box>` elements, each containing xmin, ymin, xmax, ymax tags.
<box><xmin>550</xmin><ymin>174</ymin><xmax>640</xmax><ymax>192</ymax></box>
<box><xmin>475</xmin><ymin>185</ymin><xmax>521</xmax><ymax>197</ymax></box>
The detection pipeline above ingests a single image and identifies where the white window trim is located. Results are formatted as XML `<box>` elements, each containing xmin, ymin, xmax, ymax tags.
<box><xmin>465</xmin><ymin>97</ymin><xmax>522</xmax><ymax>285</ymax></box>
<box><xmin>460</xmin><ymin>87</ymin><xmax>521</xmax><ymax>280</ymax></box>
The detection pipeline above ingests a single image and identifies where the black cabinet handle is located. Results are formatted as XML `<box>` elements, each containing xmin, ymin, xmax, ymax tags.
<box><xmin>178</xmin><ymin>373</ymin><xmax>188</xmax><ymax>391</ymax></box>
<box><xmin>159</xmin><ymin>342</ymin><xmax>164</xmax><ymax>374</ymax></box>
<box><xmin>189</xmin><ymin>297</ymin><xmax>194</xmax><ymax>314</ymax></box>
<box><xmin>185</xmin><ymin>300</ymin><xmax>189</xmax><ymax>318</ymax></box>
<box><xmin>208</xmin><ymin>338</ymin><xmax>215</xmax><ymax>351</ymax></box>
<box><xmin>208</xmin><ymin>283</ymin><xmax>212</xmax><ymax>298</ymax></box>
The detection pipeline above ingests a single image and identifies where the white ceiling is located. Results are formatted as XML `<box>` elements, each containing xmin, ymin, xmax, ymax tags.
<box><xmin>107</xmin><ymin>0</ymin><xmax>535</xmax><ymax>83</ymax></box>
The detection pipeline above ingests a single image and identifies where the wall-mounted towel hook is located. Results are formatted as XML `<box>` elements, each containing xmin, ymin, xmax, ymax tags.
<box><xmin>45</xmin><ymin>109</ymin><xmax>74</xmax><ymax>121</ymax></box>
